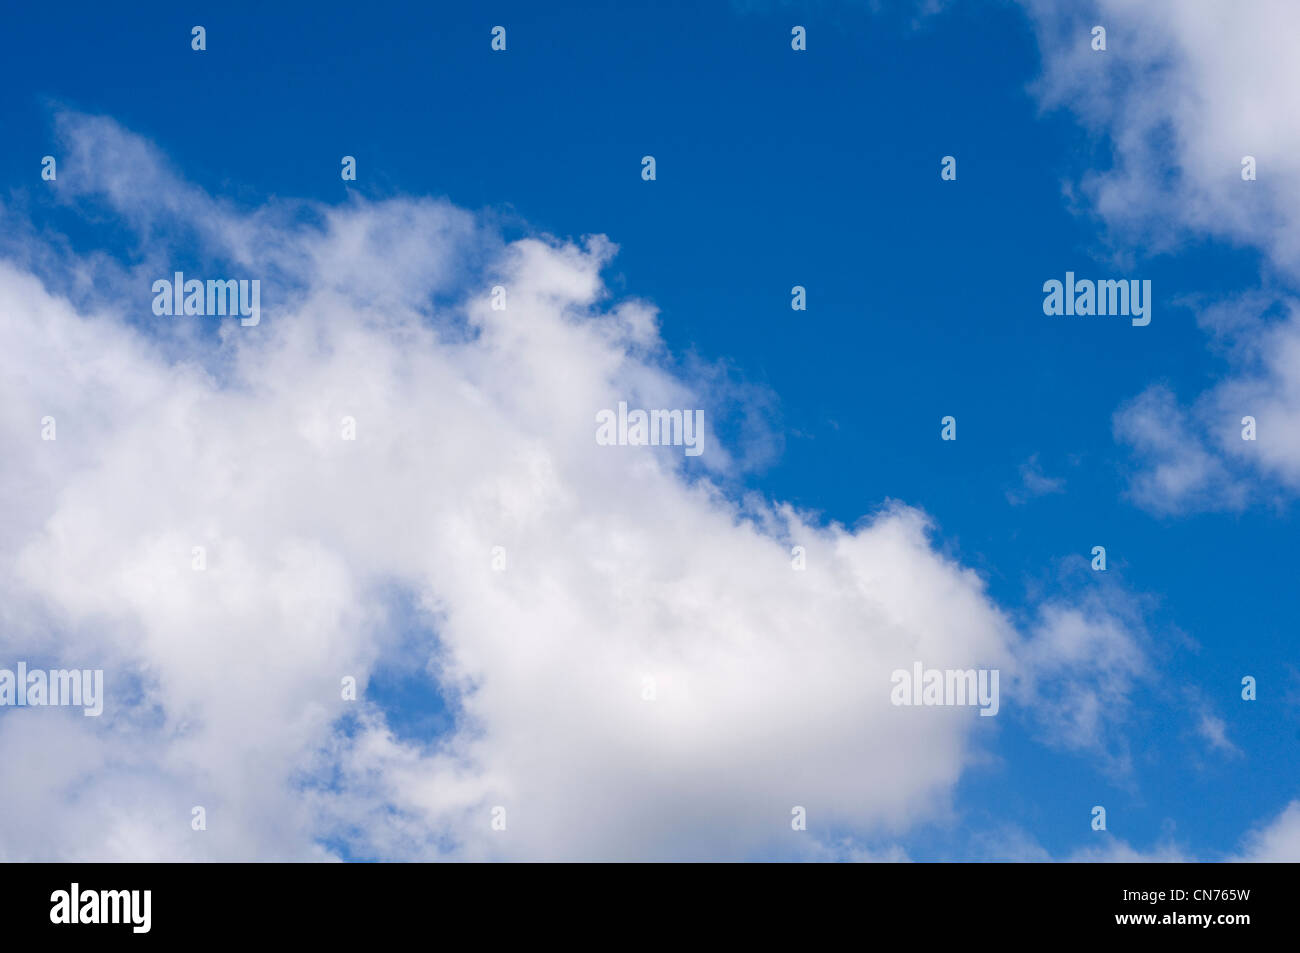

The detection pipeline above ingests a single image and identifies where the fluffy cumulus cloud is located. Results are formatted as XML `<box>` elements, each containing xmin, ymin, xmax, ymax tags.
<box><xmin>0</xmin><ymin>111</ymin><xmax>1211</xmax><ymax>862</ymax></box>
<box><xmin>1018</xmin><ymin>0</ymin><xmax>1300</xmax><ymax>512</ymax></box>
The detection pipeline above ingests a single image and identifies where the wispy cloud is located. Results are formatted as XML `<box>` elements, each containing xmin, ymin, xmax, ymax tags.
<box><xmin>1006</xmin><ymin>454</ymin><xmax>1065</xmax><ymax>506</ymax></box>
<box><xmin>1017</xmin><ymin>0</ymin><xmax>1300</xmax><ymax>514</ymax></box>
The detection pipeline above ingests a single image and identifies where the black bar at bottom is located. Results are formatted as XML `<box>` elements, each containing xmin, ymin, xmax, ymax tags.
<box><xmin>0</xmin><ymin>862</ymin><xmax>1288</xmax><ymax>940</ymax></box>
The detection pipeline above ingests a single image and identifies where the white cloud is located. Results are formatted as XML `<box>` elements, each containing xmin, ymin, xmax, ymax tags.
<box><xmin>1233</xmin><ymin>800</ymin><xmax>1300</xmax><ymax>862</ymax></box>
<box><xmin>1016</xmin><ymin>598</ymin><xmax>1148</xmax><ymax>768</ymax></box>
<box><xmin>0</xmin><ymin>113</ymin><xmax>1156</xmax><ymax>861</ymax></box>
<box><xmin>1112</xmin><ymin>383</ymin><xmax>1244</xmax><ymax>513</ymax></box>
<box><xmin>1021</xmin><ymin>0</ymin><xmax>1300</xmax><ymax>275</ymax></box>
<box><xmin>1019</xmin><ymin>1</ymin><xmax>1300</xmax><ymax>512</ymax></box>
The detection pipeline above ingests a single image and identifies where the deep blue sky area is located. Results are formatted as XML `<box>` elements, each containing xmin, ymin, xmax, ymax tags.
<box><xmin>1</xmin><ymin>1</ymin><xmax>1295</xmax><ymax>860</ymax></box>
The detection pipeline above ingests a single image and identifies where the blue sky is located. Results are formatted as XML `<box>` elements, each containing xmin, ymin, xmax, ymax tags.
<box><xmin>1</xmin><ymin>1</ymin><xmax>1297</xmax><ymax>861</ymax></box>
